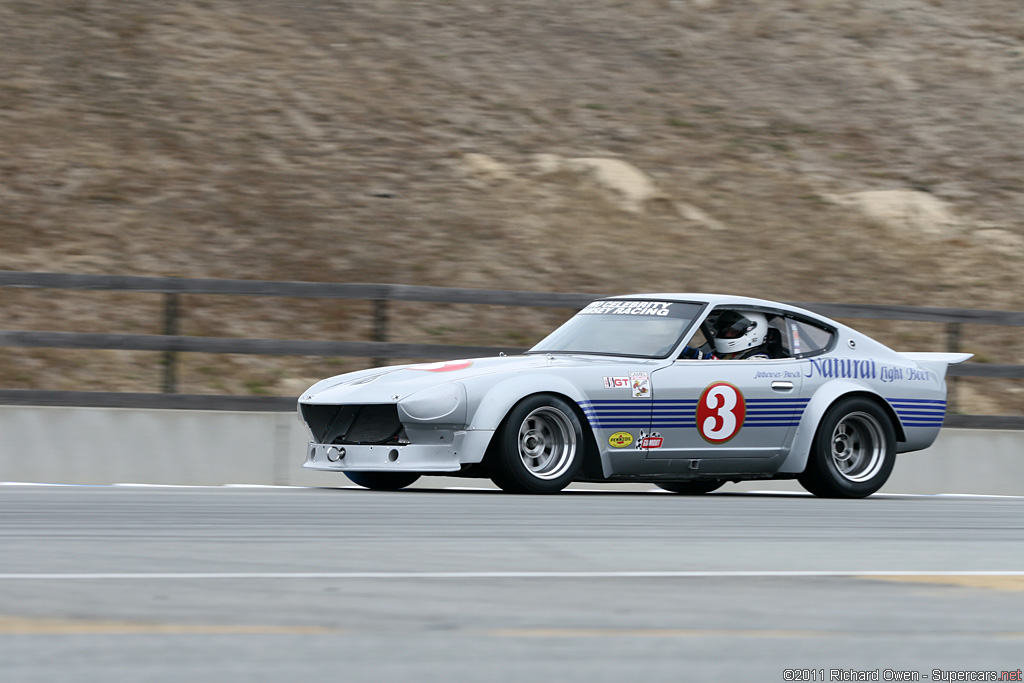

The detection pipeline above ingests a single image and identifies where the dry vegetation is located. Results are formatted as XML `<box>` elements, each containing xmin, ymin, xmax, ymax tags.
<box><xmin>0</xmin><ymin>0</ymin><xmax>1022</xmax><ymax>412</ymax></box>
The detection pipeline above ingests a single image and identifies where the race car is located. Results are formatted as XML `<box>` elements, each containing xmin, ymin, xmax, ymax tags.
<box><xmin>298</xmin><ymin>294</ymin><xmax>970</xmax><ymax>498</ymax></box>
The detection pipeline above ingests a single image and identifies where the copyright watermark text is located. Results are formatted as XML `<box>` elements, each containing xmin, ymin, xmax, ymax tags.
<box><xmin>783</xmin><ymin>669</ymin><xmax>1022</xmax><ymax>682</ymax></box>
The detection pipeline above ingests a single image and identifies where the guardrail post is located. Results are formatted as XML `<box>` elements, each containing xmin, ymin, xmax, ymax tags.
<box><xmin>372</xmin><ymin>299</ymin><xmax>389</xmax><ymax>367</ymax></box>
<box><xmin>162</xmin><ymin>293</ymin><xmax>179</xmax><ymax>393</ymax></box>
<box><xmin>946</xmin><ymin>322</ymin><xmax>961</xmax><ymax>413</ymax></box>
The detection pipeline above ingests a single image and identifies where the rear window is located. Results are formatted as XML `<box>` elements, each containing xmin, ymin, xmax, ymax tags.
<box><xmin>786</xmin><ymin>318</ymin><xmax>834</xmax><ymax>357</ymax></box>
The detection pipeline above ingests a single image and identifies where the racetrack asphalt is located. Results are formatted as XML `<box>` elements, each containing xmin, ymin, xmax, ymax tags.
<box><xmin>1</xmin><ymin>484</ymin><xmax>1023</xmax><ymax>682</ymax></box>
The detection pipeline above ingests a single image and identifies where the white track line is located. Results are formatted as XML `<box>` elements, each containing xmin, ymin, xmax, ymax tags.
<box><xmin>2</xmin><ymin>482</ymin><xmax>1023</xmax><ymax>499</ymax></box>
<box><xmin>1</xmin><ymin>571</ymin><xmax>1023</xmax><ymax>580</ymax></box>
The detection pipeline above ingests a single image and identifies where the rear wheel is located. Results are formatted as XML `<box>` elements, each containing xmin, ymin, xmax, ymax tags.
<box><xmin>798</xmin><ymin>397</ymin><xmax>896</xmax><ymax>498</ymax></box>
<box><xmin>344</xmin><ymin>472</ymin><xmax>421</xmax><ymax>491</ymax></box>
<box><xmin>489</xmin><ymin>395</ymin><xmax>584</xmax><ymax>494</ymax></box>
<box><xmin>656</xmin><ymin>480</ymin><xmax>725</xmax><ymax>495</ymax></box>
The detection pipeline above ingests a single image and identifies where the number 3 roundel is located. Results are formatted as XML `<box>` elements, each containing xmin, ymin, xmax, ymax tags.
<box><xmin>696</xmin><ymin>382</ymin><xmax>746</xmax><ymax>444</ymax></box>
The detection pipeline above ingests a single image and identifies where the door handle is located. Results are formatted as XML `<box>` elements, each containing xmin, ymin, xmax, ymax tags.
<box><xmin>771</xmin><ymin>381</ymin><xmax>794</xmax><ymax>391</ymax></box>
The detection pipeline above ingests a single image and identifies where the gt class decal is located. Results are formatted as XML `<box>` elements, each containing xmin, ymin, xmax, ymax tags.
<box><xmin>696</xmin><ymin>381</ymin><xmax>746</xmax><ymax>444</ymax></box>
<box><xmin>408</xmin><ymin>360</ymin><xmax>473</xmax><ymax>372</ymax></box>
<box><xmin>603</xmin><ymin>371</ymin><xmax>651</xmax><ymax>397</ymax></box>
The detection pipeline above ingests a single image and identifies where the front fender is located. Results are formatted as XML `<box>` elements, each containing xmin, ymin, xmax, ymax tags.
<box><xmin>465</xmin><ymin>373</ymin><xmax>590</xmax><ymax>432</ymax></box>
<box><xmin>778</xmin><ymin>380</ymin><xmax>901</xmax><ymax>474</ymax></box>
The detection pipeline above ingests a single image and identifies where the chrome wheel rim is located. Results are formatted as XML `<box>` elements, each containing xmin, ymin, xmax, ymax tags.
<box><xmin>830</xmin><ymin>411</ymin><xmax>885</xmax><ymax>482</ymax></box>
<box><xmin>517</xmin><ymin>407</ymin><xmax>576</xmax><ymax>480</ymax></box>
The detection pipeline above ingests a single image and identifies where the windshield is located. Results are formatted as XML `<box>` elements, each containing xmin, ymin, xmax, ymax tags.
<box><xmin>529</xmin><ymin>300</ymin><xmax>703</xmax><ymax>358</ymax></box>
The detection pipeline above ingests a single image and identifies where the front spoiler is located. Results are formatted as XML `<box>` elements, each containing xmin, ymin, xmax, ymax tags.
<box><xmin>303</xmin><ymin>429</ymin><xmax>495</xmax><ymax>473</ymax></box>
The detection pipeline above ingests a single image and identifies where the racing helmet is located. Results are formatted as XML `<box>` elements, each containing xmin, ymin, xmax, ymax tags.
<box><xmin>713</xmin><ymin>310</ymin><xmax>768</xmax><ymax>355</ymax></box>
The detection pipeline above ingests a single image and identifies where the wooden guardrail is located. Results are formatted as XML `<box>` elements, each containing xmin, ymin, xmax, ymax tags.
<box><xmin>0</xmin><ymin>271</ymin><xmax>1022</xmax><ymax>424</ymax></box>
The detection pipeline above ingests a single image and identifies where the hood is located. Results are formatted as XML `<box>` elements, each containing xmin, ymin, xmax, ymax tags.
<box><xmin>300</xmin><ymin>353</ymin><xmax>646</xmax><ymax>405</ymax></box>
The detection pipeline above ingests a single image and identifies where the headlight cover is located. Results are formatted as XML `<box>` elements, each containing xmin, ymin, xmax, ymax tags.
<box><xmin>397</xmin><ymin>383</ymin><xmax>467</xmax><ymax>424</ymax></box>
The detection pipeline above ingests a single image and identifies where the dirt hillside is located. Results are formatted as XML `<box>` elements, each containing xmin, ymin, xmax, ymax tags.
<box><xmin>1</xmin><ymin>0</ymin><xmax>1022</xmax><ymax>412</ymax></box>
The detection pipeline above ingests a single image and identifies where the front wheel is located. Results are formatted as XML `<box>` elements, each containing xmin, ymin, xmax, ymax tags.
<box><xmin>656</xmin><ymin>481</ymin><xmax>725</xmax><ymax>495</ymax></box>
<box><xmin>489</xmin><ymin>395</ymin><xmax>584</xmax><ymax>494</ymax></box>
<box><xmin>344</xmin><ymin>472</ymin><xmax>421</xmax><ymax>491</ymax></box>
<box><xmin>798</xmin><ymin>397</ymin><xmax>896</xmax><ymax>498</ymax></box>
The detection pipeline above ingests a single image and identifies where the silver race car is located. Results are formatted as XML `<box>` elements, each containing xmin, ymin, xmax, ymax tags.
<box><xmin>298</xmin><ymin>294</ymin><xmax>970</xmax><ymax>497</ymax></box>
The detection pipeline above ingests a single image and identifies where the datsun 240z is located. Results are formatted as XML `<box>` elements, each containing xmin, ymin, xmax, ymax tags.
<box><xmin>298</xmin><ymin>294</ymin><xmax>970</xmax><ymax>497</ymax></box>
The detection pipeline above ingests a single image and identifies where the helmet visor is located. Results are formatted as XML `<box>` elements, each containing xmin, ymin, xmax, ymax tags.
<box><xmin>715</xmin><ymin>311</ymin><xmax>754</xmax><ymax>339</ymax></box>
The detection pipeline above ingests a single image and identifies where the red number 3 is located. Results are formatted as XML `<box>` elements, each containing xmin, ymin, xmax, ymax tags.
<box><xmin>697</xmin><ymin>382</ymin><xmax>746</xmax><ymax>444</ymax></box>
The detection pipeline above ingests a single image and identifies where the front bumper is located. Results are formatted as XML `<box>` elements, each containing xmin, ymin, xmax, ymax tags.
<box><xmin>302</xmin><ymin>429</ymin><xmax>495</xmax><ymax>473</ymax></box>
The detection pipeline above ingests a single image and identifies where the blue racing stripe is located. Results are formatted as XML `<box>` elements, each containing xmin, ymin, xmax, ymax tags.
<box><xmin>887</xmin><ymin>397</ymin><xmax>947</xmax><ymax>429</ymax></box>
<box><xmin>581</xmin><ymin>396</ymin><xmax>810</xmax><ymax>431</ymax></box>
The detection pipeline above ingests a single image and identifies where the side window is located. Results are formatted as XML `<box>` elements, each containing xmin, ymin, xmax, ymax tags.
<box><xmin>680</xmin><ymin>326</ymin><xmax>712</xmax><ymax>356</ymax></box>
<box><xmin>786</xmin><ymin>317</ymin><xmax>835</xmax><ymax>357</ymax></box>
<box><xmin>680</xmin><ymin>310</ymin><xmax>794</xmax><ymax>360</ymax></box>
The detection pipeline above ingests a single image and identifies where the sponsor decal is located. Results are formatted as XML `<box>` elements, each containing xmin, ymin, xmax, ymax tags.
<box><xmin>629</xmin><ymin>371</ymin><xmax>650</xmax><ymax>398</ymax></box>
<box><xmin>880</xmin><ymin>366</ymin><xmax>933</xmax><ymax>383</ymax></box>
<box><xmin>603</xmin><ymin>376</ymin><xmax>630</xmax><ymax>389</ymax></box>
<box><xmin>579</xmin><ymin>301</ymin><xmax>674</xmax><ymax>317</ymax></box>
<box><xmin>804</xmin><ymin>357</ymin><xmax>877</xmax><ymax>380</ymax></box>
<box><xmin>754</xmin><ymin>370</ymin><xmax>801</xmax><ymax>380</ymax></box>
<box><xmin>637</xmin><ymin>430</ymin><xmax>663</xmax><ymax>449</ymax></box>
<box><xmin>408</xmin><ymin>360</ymin><xmax>473</xmax><ymax>372</ymax></box>
<box><xmin>907</xmin><ymin>368</ymin><xmax>932</xmax><ymax>382</ymax></box>
<box><xmin>696</xmin><ymin>382</ymin><xmax>746</xmax><ymax>444</ymax></box>
<box><xmin>804</xmin><ymin>358</ymin><xmax>934</xmax><ymax>384</ymax></box>
<box><xmin>608</xmin><ymin>431</ymin><xmax>634</xmax><ymax>448</ymax></box>
<box><xmin>789</xmin><ymin>322</ymin><xmax>803</xmax><ymax>355</ymax></box>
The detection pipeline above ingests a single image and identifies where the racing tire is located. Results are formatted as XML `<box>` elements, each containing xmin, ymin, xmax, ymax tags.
<box><xmin>344</xmin><ymin>472</ymin><xmax>421</xmax><ymax>491</ymax></box>
<box><xmin>489</xmin><ymin>394</ymin><xmax>584</xmax><ymax>494</ymax></box>
<box><xmin>797</xmin><ymin>397</ymin><xmax>896</xmax><ymax>498</ymax></box>
<box><xmin>656</xmin><ymin>480</ymin><xmax>725</xmax><ymax>495</ymax></box>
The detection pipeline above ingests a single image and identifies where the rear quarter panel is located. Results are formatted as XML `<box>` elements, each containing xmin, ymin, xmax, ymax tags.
<box><xmin>778</xmin><ymin>332</ymin><xmax>948</xmax><ymax>474</ymax></box>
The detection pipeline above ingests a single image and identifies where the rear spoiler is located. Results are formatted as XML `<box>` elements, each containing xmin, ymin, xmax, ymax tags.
<box><xmin>898</xmin><ymin>352</ymin><xmax>973</xmax><ymax>380</ymax></box>
<box><xmin>899</xmin><ymin>352</ymin><xmax>973</xmax><ymax>364</ymax></box>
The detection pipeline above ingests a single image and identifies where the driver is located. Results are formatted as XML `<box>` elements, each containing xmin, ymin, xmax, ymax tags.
<box><xmin>713</xmin><ymin>311</ymin><xmax>770</xmax><ymax>359</ymax></box>
<box><xmin>682</xmin><ymin>310</ymin><xmax>771</xmax><ymax>360</ymax></box>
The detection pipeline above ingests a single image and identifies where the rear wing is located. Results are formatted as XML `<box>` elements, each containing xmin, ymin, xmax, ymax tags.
<box><xmin>899</xmin><ymin>352</ymin><xmax>973</xmax><ymax>380</ymax></box>
<box><xmin>899</xmin><ymin>352</ymin><xmax>973</xmax><ymax>365</ymax></box>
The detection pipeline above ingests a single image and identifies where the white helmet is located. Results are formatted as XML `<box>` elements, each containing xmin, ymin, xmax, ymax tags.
<box><xmin>713</xmin><ymin>311</ymin><xmax>768</xmax><ymax>355</ymax></box>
